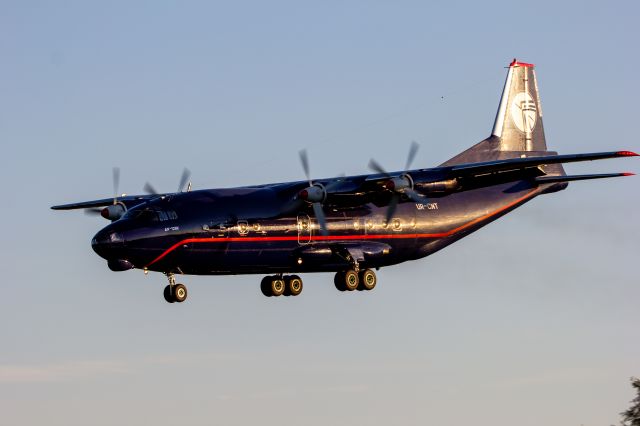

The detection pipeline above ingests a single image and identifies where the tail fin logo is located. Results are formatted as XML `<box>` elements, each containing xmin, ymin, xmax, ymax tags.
<box><xmin>511</xmin><ymin>92</ymin><xmax>537</xmax><ymax>133</ymax></box>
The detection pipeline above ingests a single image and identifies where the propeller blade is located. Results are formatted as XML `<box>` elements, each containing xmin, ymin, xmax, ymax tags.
<box><xmin>84</xmin><ymin>208</ymin><xmax>102</xmax><ymax>216</ymax></box>
<box><xmin>299</xmin><ymin>149</ymin><xmax>312</xmax><ymax>185</ymax></box>
<box><xmin>312</xmin><ymin>202</ymin><xmax>328</xmax><ymax>236</ymax></box>
<box><xmin>405</xmin><ymin>141</ymin><xmax>419</xmax><ymax>171</ymax></box>
<box><xmin>404</xmin><ymin>188</ymin><xmax>426</xmax><ymax>203</ymax></box>
<box><xmin>385</xmin><ymin>194</ymin><xmax>400</xmax><ymax>224</ymax></box>
<box><xmin>324</xmin><ymin>174</ymin><xmax>346</xmax><ymax>192</ymax></box>
<box><xmin>143</xmin><ymin>182</ymin><xmax>158</xmax><ymax>195</ymax></box>
<box><xmin>368</xmin><ymin>158</ymin><xmax>389</xmax><ymax>177</ymax></box>
<box><xmin>112</xmin><ymin>167</ymin><xmax>120</xmax><ymax>204</ymax></box>
<box><xmin>177</xmin><ymin>168</ymin><xmax>191</xmax><ymax>193</ymax></box>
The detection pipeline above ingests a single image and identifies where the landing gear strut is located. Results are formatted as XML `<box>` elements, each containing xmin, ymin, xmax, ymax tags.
<box><xmin>164</xmin><ymin>273</ymin><xmax>188</xmax><ymax>303</ymax></box>
<box><xmin>260</xmin><ymin>274</ymin><xmax>303</xmax><ymax>297</ymax></box>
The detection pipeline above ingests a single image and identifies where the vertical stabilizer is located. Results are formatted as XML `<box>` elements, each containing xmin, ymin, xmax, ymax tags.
<box><xmin>491</xmin><ymin>59</ymin><xmax>547</xmax><ymax>151</ymax></box>
<box><xmin>441</xmin><ymin>60</ymin><xmax>549</xmax><ymax>166</ymax></box>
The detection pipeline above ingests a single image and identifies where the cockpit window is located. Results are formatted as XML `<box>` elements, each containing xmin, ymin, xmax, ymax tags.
<box><xmin>157</xmin><ymin>210</ymin><xmax>178</xmax><ymax>222</ymax></box>
<box><xmin>123</xmin><ymin>207</ymin><xmax>178</xmax><ymax>223</ymax></box>
<box><xmin>123</xmin><ymin>208</ymin><xmax>153</xmax><ymax>221</ymax></box>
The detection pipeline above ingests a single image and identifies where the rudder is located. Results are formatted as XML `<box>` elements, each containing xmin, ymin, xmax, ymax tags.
<box><xmin>441</xmin><ymin>59</ymin><xmax>549</xmax><ymax>166</ymax></box>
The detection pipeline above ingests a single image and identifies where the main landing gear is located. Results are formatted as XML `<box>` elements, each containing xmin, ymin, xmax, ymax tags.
<box><xmin>334</xmin><ymin>268</ymin><xmax>377</xmax><ymax>292</ymax></box>
<box><xmin>258</xmin><ymin>269</ymin><xmax>378</xmax><ymax>298</ymax></box>
<box><xmin>163</xmin><ymin>273</ymin><xmax>187</xmax><ymax>303</ymax></box>
<box><xmin>260</xmin><ymin>274</ymin><xmax>304</xmax><ymax>297</ymax></box>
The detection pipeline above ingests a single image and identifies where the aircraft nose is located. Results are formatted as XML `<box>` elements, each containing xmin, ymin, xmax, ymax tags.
<box><xmin>91</xmin><ymin>228</ymin><xmax>125</xmax><ymax>259</ymax></box>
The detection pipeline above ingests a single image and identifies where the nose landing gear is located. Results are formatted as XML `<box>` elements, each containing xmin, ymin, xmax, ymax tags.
<box><xmin>163</xmin><ymin>273</ymin><xmax>188</xmax><ymax>303</ymax></box>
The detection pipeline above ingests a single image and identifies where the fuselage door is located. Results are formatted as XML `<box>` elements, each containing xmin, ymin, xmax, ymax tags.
<box><xmin>297</xmin><ymin>214</ymin><xmax>312</xmax><ymax>245</ymax></box>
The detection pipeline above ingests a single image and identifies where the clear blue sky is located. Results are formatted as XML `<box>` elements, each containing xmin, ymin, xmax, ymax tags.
<box><xmin>1</xmin><ymin>1</ymin><xmax>638</xmax><ymax>425</ymax></box>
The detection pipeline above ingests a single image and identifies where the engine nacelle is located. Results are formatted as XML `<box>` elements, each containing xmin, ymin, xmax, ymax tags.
<box><xmin>415</xmin><ymin>178</ymin><xmax>459</xmax><ymax>193</ymax></box>
<box><xmin>384</xmin><ymin>174</ymin><xmax>413</xmax><ymax>191</ymax></box>
<box><xmin>298</xmin><ymin>184</ymin><xmax>326</xmax><ymax>203</ymax></box>
<box><xmin>101</xmin><ymin>203</ymin><xmax>126</xmax><ymax>221</ymax></box>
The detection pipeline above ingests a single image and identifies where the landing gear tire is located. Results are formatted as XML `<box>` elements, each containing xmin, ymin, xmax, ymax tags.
<box><xmin>163</xmin><ymin>285</ymin><xmax>175</xmax><ymax>303</ymax></box>
<box><xmin>358</xmin><ymin>269</ymin><xmax>377</xmax><ymax>291</ymax></box>
<box><xmin>343</xmin><ymin>269</ymin><xmax>359</xmax><ymax>291</ymax></box>
<box><xmin>261</xmin><ymin>275</ymin><xmax>302</xmax><ymax>297</ymax></box>
<box><xmin>173</xmin><ymin>284</ymin><xmax>188</xmax><ymax>303</ymax></box>
<box><xmin>260</xmin><ymin>276</ymin><xmax>273</xmax><ymax>297</ymax></box>
<box><xmin>260</xmin><ymin>276</ymin><xmax>284</xmax><ymax>297</ymax></box>
<box><xmin>285</xmin><ymin>275</ymin><xmax>303</xmax><ymax>296</ymax></box>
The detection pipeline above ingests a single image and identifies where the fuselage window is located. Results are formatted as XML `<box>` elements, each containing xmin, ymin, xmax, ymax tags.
<box><xmin>155</xmin><ymin>210</ymin><xmax>178</xmax><ymax>222</ymax></box>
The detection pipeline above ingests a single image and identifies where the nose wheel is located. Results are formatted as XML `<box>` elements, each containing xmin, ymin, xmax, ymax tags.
<box><xmin>164</xmin><ymin>274</ymin><xmax>188</xmax><ymax>303</ymax></box>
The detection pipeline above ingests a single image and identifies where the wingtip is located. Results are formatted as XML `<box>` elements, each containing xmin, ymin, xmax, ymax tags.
<box><xmin>617</xmin><ymin>150</ymin><xmax>639</xmax><ymax>157</ymax></box>
<box><xmin>622</xmin><ymin>172</ymin><xmax>636</xmax><ymax>176</ymax></box>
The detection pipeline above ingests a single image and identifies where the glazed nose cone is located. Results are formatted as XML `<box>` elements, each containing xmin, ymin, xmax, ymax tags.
<box><xmin>91</xmin><ymin>228</ymin><xmax>125</xmax><ymax>259</ymax></box>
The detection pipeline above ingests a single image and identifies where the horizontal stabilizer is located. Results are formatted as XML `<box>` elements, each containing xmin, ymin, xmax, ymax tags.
<box><xmin>440</xmin><ymin>150</ymin><xmax>638</xmax><ymax>178</ymax></box>
<box><xmin>535</xmin><ymin>172</ymin><xmax>635</xmax><ymax>184</ymax></box>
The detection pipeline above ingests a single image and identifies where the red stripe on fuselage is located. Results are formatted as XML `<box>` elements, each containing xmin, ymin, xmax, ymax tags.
<box><xmin>145</xmin><ymin>189</ymin><xmax>539</xmax><ymax>268</ymax></box>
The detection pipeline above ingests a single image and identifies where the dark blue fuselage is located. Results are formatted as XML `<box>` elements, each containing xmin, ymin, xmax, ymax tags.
<box><xmin>92</xmin><ymin>178</ymin><xmax>553</xmax><ymax>276</ymax></box>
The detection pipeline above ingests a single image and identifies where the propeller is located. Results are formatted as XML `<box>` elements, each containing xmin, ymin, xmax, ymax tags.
<box><xmin>144</xmin><ymin>167</ymin><xmax>191</xmax><ymax>196</ymax></box>
<box><xmin>143</xmin><ymin>182</ymin><xmax>158</xmax><ymax>196</ymax></box>
<box><xmin>297</xmin><ymin>150</ymin><xmax>344</xmax><ymax>236</ymax></box>
<box><xmin>112</xmin><ymin>167</ymin><xmax>120</xmax><ymax>204</ymax></box>
<box><xmin>86</xmin><ymin>168</ymin><xmax>127</xmax><ymax>220</ymax></box>
<box><xmin>368</xmin><ymin>141</ymin><xmax>426</xmax><ymax>223</ymax></box>
<box><xmin>177</xmin><ymin>168</ymin><xmax>191</xmax><ymax>193</ymax></box>
<box><xmin>103</xmin><ymin>167</ymin><xmax>127</xmax><ymax>220</ymax></box>
<box><xmin>84</xmin><ymin>208</ymin><xmax>102</xmax><ymax>216</ymax></box>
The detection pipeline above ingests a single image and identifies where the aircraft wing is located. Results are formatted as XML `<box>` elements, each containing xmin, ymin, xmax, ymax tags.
<box><xmin>356</xmin><ymin>150</ymin><xmax>636</xmax><ymax>201</ymax></box>
<box><xmin>51</xmin><ymin>194</ymin><xmax>155</xmax><ymax>211</ymax></box>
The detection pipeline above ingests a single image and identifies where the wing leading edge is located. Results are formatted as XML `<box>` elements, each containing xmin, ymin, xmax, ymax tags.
<box><xmin>51</xmin><ymin>194</ymin><xmax>155</xmax><ymax>211</ymax></box>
